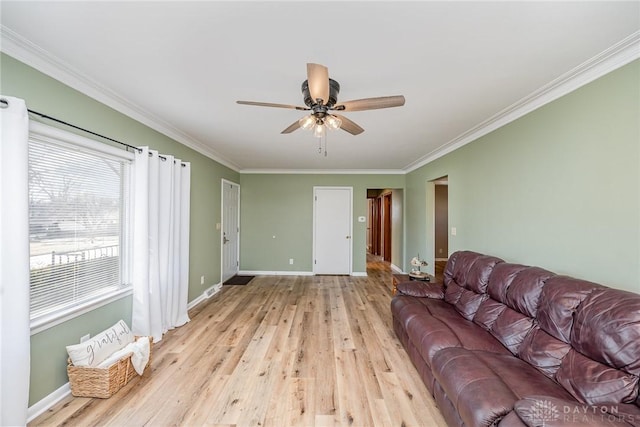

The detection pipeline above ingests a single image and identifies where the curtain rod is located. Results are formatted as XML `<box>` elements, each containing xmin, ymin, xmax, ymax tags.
<box><xmin>1</xmin><ymin>98</ymin><xmax>186</xmax><ymax>166</ymax></box>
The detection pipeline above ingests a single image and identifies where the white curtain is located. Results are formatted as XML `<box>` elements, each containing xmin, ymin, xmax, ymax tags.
<box><xmin>0</xmin><ymin>96</ymin><xmax>31</xmax><ymax>426</ymax></box>
<box><xmin>132</xmin><ymin>147</ymin><xmax>190</xmax><ymax>343</ymax></box>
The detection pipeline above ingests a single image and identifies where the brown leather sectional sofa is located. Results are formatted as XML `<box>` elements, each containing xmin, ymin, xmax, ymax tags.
<box><xmin>391</xmin><ymin>250</ymin><xmax>640</xmax><ymax>426</ymax></box>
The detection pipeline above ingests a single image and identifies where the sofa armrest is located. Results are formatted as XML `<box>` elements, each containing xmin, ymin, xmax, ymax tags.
<box><xmin>515</xmin><ymin>396</ymin><xmax>638</xmax><ymax>427</ymax></box>
<box><xmin>396</xmin><ymin>281</ymin><xmax>444</xmax><ymax>299</ymax></box>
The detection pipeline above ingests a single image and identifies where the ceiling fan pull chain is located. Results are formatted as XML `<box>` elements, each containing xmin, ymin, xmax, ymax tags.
<box><xmin>324</xmin><ymin>134</ymin><xmax>328</xmax><ymax>157</ymax></box>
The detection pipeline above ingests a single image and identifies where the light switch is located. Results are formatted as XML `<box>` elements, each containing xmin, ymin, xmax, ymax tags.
<box><xmin>215</xmin><ymin>223</ymin><xmax>221</xmax><ymax>230</ymax></box>
<box><xmin>451</xmin><ymin>227</ymin><xmax>457</xmax><ymax>236</ymax></box>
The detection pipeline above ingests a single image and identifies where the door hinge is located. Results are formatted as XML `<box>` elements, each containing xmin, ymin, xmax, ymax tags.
<box><xmin>314</xmin><ymin>259</ymin><xmax>316</xmax><ymax>264</ymax></box>
<box><xmin>315</xmin><ymin>196</ymin><xmax>317</xmax><ymax>201</ymax></box>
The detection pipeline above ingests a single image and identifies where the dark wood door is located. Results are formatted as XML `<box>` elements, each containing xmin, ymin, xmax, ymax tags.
<box><xmin>371</xmin><ymin>197</ymin><xmax>381</xmax><ymax>255</ymax></box>
<box><xmin>382</xmin><ymin>193</ymin><xmax>392</xmax><ymax>262</ymax></box>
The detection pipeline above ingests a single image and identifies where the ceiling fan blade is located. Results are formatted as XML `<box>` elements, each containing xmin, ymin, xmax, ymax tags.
<box><xmin>281</xmin><ymin>120</ymin><xmax>301</xmax><ymax>134</ymax></box>
<box><xmin>237</xmin><ymin>100</ymin><xmax>308</xmax><ymax>111</ymax></box>
<box><xmin>307</xmin><ymin>63</ymin><xmax>330</xmax><ymax>105</ymax></box>
<box><xmin>334</xmin><ymin>95</ymin><xmax>405</xmax><ymax>112</ymax></box>
<box><xmin>333</xmin><ymin>114</ymin><xmax>364</xmax><ymax>135</ymax></box>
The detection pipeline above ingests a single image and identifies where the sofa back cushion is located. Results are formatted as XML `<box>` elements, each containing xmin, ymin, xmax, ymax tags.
<box><xmin>536</xmin><ymin>276</ymin><xmax>602</xmax><ymax>344</ymax></box>
<box><xmin>504</xmin><ymin>267</ymin><xmax>553</xmax><ymax>318</ymax></box>
<box><xmin>454</xmin><ymin>289</ymin><xmax>488</xmax><ymax>321</ymax></box>
<box><xmin>489</xmin><ymin>307</ymin><xmax>536</xmax><ymax>354</ymax></box>
<box><xmin>518</xmin><ymin>327</ymin><xmax>571</xmax><ymax>379</ymax></box>
<box><xmin>466</xmin><ymin>255</ymin><xmax>502</xmax><ymax>293</ymax></box>
<box><xmin>487</xmin><ymin>263</ymin><xmax>528</xmax><ymax>303</ymax></box>
<box><xmin>443</xmin><ymin>251</ymin><xmax>503</xmax><ymax>321</ymax></box>
<box><xmin>472</xmin><ymin>263</ymin><xmax>553</xmax><ymax>355</ymax></box>
<box><xmin>571</xmin><ymin>288</ymin><xmax>640</xmax><ymax>377</ymax></box>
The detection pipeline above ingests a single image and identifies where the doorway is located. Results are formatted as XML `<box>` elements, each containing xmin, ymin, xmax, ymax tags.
<box><xmin>382</xmin><ymin>193</ymin><xmax>392</xmax><ymax>262</ymax></box>
<box><xmin>367</xmin><ymin>189</ymin><xmax>401</xmax><ymax>267</ymax></box>
<box><xmin>313</xmin><ymin>186</ymin><xmax>352</xmax><ymax>275</ymax></box>
<box><xmin>221</xmin><ymin>179</ymin><xmax>240</xmax><ymax>283</ymax></box>
<box><xmin>432</xmin><ymin>176</ymin><xmax>448</xmax><ymax>278</ymax></box>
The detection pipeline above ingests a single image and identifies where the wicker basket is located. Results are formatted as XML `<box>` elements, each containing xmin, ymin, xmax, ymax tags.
<box><xmin>67</xmin><ymin>336</ymin><xmax>153</xmax><ymax>398</ymax></box>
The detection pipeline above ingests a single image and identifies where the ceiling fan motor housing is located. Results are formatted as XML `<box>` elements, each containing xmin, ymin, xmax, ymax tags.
<box><xmin>302</xmin><ymin>78</ymin><xmax>340</xmax><ymax>107</ymax></box>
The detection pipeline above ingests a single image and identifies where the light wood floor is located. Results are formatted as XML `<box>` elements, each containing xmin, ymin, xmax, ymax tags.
<box><xmin>30</xmin><ymin>259</ymin><xmax>447</xmax><ymax>427</ymax></box>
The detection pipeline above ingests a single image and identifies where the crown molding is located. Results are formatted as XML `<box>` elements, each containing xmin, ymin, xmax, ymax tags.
<box><xmin>404</xmin><ymin>30</ymin><xmax>640</xmax><ymax>173</ymax></box>
<box><xmin>240</xmin><ymin>168</ymin><xmax>406</xmax><ymax>175</ymax></box>
<box><xmin>0</xmin><ymin>25</ymin><xmax>241</xmax><ymax>172</ymax></box>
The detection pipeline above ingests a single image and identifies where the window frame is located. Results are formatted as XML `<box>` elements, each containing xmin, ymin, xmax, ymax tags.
<box><xmin>28</xmin><ymin>121</ymin><xmax>135</xmax><ymax>335</ymax></box>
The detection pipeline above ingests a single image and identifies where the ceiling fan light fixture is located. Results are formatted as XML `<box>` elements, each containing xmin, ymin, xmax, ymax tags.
<box><xmin>325</xmin><ymin>115</ymin><xmax>342</xmax><ymax>130</ymax></box>
<box><xmin>313</xmin><ymin>122</ymin><xmax>325</xmax><ymax>138</ymax></box>
<box><xmin>299</xmin><ymin>115</ymin><xmax>315</xmax><ymax>130</ymax></box>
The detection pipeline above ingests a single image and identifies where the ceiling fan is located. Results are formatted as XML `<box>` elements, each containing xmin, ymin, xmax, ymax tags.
<box><xmin>237</xmin><ymin>63</ymin><xmax>405</xmax><ymax>137</ymax></box>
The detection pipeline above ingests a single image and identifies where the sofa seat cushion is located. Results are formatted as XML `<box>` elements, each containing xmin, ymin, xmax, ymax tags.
<box><xmin>432</xmin><ymin>347</ymin><xmax>575</xmax><ymax>427</ymax></box>
<box><xmin>422</xmin><ymin>298</ymin><xmax>512</xmax><ymax>355</ymax></box>
<box><xmin>393</xmin><ymin>296</ymin><xmax>463</xmax><ymax>365</ymax></box>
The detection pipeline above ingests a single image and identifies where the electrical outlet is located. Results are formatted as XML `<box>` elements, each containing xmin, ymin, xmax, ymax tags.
<box><xmin>80</xmin><ymin>334</ymin><xmax>91</xmax><ymax>343</ymax></box>
<box><xmin>201</xmin><ymin>275</ymin><xmax>205</xmax><ymax>285</ymax></box>
<box><xmin>289</xmin><ymin>258</ymin><xmax>294</xmax><ymax>265</ymax></box>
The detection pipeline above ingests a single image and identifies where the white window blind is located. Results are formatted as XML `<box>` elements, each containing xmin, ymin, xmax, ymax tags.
<box><xmin>28</xmin><ymin>130</ymin><xmax>132</xmax><ymax>327</ymax></box>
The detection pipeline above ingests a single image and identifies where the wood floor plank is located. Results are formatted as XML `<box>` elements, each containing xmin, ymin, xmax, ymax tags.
<box><xmin>334</xmin><ymin>349</ymin><xmax>374</xmax><ymax>426</ymax></box>
<box><xmin>29</xmin><ymin>257</ymin><xmax>447</xmax><ymax>427</ymax></box>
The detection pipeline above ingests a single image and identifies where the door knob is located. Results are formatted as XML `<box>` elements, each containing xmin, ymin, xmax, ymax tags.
<box><xmin>346</xmin><ymin>236</ymin><xmax>351</xmax><ymax>239</ymax></box>
<box><xmin>223</xmin><ymin>236</ymin><xmax>229</xmax><ymax>244</ymax></box>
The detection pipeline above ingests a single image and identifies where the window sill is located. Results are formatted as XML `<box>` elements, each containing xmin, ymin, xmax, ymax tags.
<box><xmin>30</xmin><ymin>288</ymin><xmax>133</xmax><ymax>335</ymax></box>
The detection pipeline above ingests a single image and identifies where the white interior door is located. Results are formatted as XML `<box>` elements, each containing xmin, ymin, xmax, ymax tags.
<box><xmin>313</xmin><ymin>187</ymin><xmax>352</xmax><ymax>275</ymax></box>
<box><xmin>222</xmin><ymin>180</ymin><xmax>240</xmax><ymax>282</ymax></box>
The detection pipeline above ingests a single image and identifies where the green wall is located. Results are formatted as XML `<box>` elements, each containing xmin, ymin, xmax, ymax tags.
<box><xmin>1</xmin><ymin>53</ymin><xmax>240</xmax><ymax>405</ymax></box>
<box><xmin>406</xmin><ymin>60</ymin><xmax>640</xmax><ymax>294</ymax></box>
<box><xmin>239</xmin><ymin>174</ymin><xmax>405</xmax><ymax>273</ymax></box>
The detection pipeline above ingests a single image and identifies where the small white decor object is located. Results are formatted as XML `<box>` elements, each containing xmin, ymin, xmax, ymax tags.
<box><xmin>409</xmin><ymin>255</ymin><xmax>429</xmax><ymax>280</ymax></box>
<box><xmin>97</xmin><ymin>336</ymin><xmax>151</xmax><ymax>375</ymax></box>
<box><xmin>66</xmin><ymin>320</ymin><xmax>134</xmax><ymax>367</ymax></box>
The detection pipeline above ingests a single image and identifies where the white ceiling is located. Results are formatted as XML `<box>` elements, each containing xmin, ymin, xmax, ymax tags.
<box><xmin>2</xmin><ymin>1</ymin><xmax>639</xmax><ymax>172</ymax></box>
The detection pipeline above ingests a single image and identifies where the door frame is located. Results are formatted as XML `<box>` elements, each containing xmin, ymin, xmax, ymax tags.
<box><xmin>312</xmin><ymin>186</ymin><xmax>353</xmax><ymax>275</ymax></box>
<box><xmin>221</xmin><ymin>179</ymin><xmax>240</xmax><ymax>284</ymax></box>
<box><xmin>382</xmin><ymin>192</ymin><xmax>392</xmax><ymax>262</ymax></box>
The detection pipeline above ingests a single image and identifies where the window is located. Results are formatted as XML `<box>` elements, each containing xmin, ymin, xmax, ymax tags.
<box><xmin>28</xmin><ymin>123</ymin><xmax>134</xmax><ymax>332</ymax></box>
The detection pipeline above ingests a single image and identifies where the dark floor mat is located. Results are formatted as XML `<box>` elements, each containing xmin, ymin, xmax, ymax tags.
<box><xmin>223</xmin><ymin>275</ymin><xmax>255</xmax><ymax>285</ymax></box>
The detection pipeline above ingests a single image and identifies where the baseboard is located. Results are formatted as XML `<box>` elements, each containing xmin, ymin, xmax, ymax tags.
<box><xmin>238</xmin><ymin>270</ymin><xmax>314</xmax><ymax>276</ymax></box>
<box><xmin>390</xmin><ymin>264</ymin><xmax>404</xmax><ymax>274</ymax></box>
<box><xmin>28</xmin><ymin>382</ymin><xmax>70</xmax><ymax>422</ymax></box>
<box><xmin>351</xmin><ymin>272</ymin><xmax>368</xmax><ymax>277</ymax></box>
<box><xmin>187</xmin><ymin>283</ymin><xmax>222</xmax><ymax>310</ymax></box>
